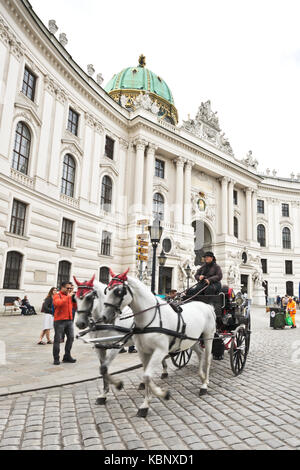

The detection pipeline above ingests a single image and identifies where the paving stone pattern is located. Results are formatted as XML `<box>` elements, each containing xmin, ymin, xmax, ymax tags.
<box><xmin>0</xmin><ymin>309</ymin><xmax>299</xmax><ymax>450</ymax></box>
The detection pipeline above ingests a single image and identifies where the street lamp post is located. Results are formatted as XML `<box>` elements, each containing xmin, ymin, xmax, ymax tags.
<box><xmin>148</xmin><ymin>219</ymin><xmax>163</xmax><ymax>294</ymax></box>
<box><xmin>185</xmin><ymin>264</ymin><xmax>192</xmax><ymax>290</ymax></box>
<box><xmin>158</xmin><ymin>249</ymin><xmax>167</xmax><ymax>295</ymax></box>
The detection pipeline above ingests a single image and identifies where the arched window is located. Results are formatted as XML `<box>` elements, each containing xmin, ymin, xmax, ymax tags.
<box><xmin>286</xmin><ymin>281</ymin><xmax>294</xmax><ymax>296</ymax></box>
<box><xmin>3</xmin><ymin>251</ymin><xmax>23</xmax><ymax>289</ymax></box>
<box><xmin>153</xmin><ymin>193</ymin><xmax>164</xmax><ymax>221</ymax></box>
<box><xmin>101</xmin><ymin>176</ymin><xmax>112</xmax><ymax>212</ymax></box>
<box><xmin>282</xmin><ymin>227</ymin><xmax>291</xmax><ymax>249</ymax></box>
<box><xmin>234</xmin><ymin>217</ymin><xmax>238</xmax><ymax>239</ymax></box>
<box><xmin>257</xmin><ymin>224</ymin><xmax>266</xmax><ymax>247</ymax></box>
<box><xmin>99</xmin><ymin>267</ymin><xmax>110</xmax><ymax>285</ymax></box>
<box><xmin>12</xmin><ymin>122</ymin><xmax>31</xmax><ymax>175</ymax></box>
<box><xmin>57</xmin><ymin>261</ymin><xmax>71</xmax><ymax>289</ymax></box>
<box><xmin>61</xmin><ymin>154</ymin><xmax>76</xmax><ymax>197</ymax></box>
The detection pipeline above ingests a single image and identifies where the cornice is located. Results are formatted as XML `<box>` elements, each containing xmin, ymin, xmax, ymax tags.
<box><xmin>129</xmin><ymin>116</ymin><xmax>263</xmax><ymax>184</ymax></box>
<box><xmin>258</xmin><ymin>183</ymin><xmax>300</xmax><ymax>196</ymax></box>
<box><xmin>1</xmin><ymin>1</ymin><xmax>130</xmax><ymax>129</ymax></box>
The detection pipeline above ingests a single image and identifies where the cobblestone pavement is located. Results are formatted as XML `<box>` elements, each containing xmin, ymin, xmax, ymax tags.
<box><xmin>0</xmin><ymin>308</ymin><xmax>299</xmax><ymax>450</ymax></box>
<box><xmin>0</xmin><ymin>314</ymin><xmax>140</xmax><ymax>395</ymax></box>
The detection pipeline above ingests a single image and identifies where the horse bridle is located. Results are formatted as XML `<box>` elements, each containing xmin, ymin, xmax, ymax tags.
<box><xmin>76</xmin><ymin>285</ymin><xmax>98</xmax><ymax>317</ymax></box>
<box><xmin>103</xmin><ymin>279</ymin><xmax>134</xmax><ymax>321</ymax></box>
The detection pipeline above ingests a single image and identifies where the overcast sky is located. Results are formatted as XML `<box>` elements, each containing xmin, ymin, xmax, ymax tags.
<box><xmin>29</xmin><ymin>0</ymin><xmax>300</xmax><ymax>178</ymax></box>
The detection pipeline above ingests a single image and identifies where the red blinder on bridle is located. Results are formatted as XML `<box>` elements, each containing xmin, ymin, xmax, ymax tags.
<box><xmin>73</xmin><ymin>274</ymin><xmax>95</xmax><ymax>299</ymax></box>
<box><xmin>106</xmin><ymin>268</ymin><xmax>129</xmax><ymax>291</ymax></box>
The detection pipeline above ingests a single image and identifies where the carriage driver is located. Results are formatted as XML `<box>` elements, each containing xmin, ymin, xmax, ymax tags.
<box><xmin>195</xmin><ymin>251</ymin><xmax>223</xmax><ymax>295</ymax></box>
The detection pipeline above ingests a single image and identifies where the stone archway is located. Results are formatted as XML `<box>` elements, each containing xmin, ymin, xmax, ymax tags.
<box><xmin>192</xmin><ymin>220</ymin><xmax>213</xmax><ymax>266</ymax></box>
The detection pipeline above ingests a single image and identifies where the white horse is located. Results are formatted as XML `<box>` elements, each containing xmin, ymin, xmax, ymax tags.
<box><xmin>101</xmin><ymin>270</ymin><xmax>216</xmax><ymax>418</ymax></box>
<box><xmin>74</xmin><ymin>275</ymin><xmax>135</xmax><ymax>405</ymax></box>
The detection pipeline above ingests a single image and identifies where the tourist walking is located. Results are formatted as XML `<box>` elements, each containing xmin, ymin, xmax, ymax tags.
<box><xmin>287</xmin><ymin>296</ymin><xmax>297</xmax><ymax>328</ymax></box>
<box><xmin>37</xmin><ymin>287</ymin><xmax>57</xmax><ymax>345</ymax></box>
<box><xmin>52</xmin><ymin>281</ymin><xmax>77</xmax><ymax>365</ymax></box>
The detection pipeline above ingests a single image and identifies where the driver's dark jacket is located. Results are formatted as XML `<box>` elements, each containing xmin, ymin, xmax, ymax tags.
<box><xmin>195</xmin><ymin>262</ymin><xmax>223</xmax><ymax>284</ymax></box>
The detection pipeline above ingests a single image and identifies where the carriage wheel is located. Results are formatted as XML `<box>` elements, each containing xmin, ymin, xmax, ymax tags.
<box><xmin>171</xmin><ymin>349</ymin><xmax>193</xmax><ymax>369</ymax></box>
<box><xmin>230</xmin><ymin>325</ymin><xmax>249</xmax><ymax>376</ymax></box>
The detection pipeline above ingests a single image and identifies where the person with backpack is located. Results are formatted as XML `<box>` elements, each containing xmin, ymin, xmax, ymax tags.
<box><xmin>37</xmin><ymin>287</ymin><xmax>57</xmax><ymax>344</ymax></box>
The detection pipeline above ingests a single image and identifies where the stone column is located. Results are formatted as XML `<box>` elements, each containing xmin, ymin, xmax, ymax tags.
<box><xmin>245</xmin><ymin>188</ymin><xmax>253</xmax><ymax>241</ymax></box>
<box><xmin>220</xmin><ymin>177</ymin><xmax>229</xmax><ymax>234</ymax></box>
<box><xmin>134</xmin><ymin>138</ymin><xmax>147</xmax><ymax>214</ymax></box>
<box><xmin>228</xmin><ymin>179</ymin><xmax>235</xmax><ymax>236</ymax></box>
<box><xmin>184</xmin><ymin>160</ymin><xmax>194</xmax><ymax>226</ymax></box>
<box><xmin>117</xmin><ymin>139</ymin><xmax>129</xmax><ymax>215</ymax></box>
<box><xmin>174</xmin><ymin>157</ymin><xmax>185</xmax><ymax>225</ymax></box>
<box><xmin>145</xmin><ymin>143</ymin><xmax>158</xmax><ymax>217</ymax></box>
<box><xmin>252</xmin><ymin>190</ymin><xmax>257</xmax><ymax>241</ymax></box>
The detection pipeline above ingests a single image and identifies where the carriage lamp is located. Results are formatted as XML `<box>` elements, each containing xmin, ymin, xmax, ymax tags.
<box><xmin>148</xmin><ymin>218</ymin><xmax>164</xmax><ymax>294</ymax></box>
<box><xmin>158</xmin><ymin>250</ymin><xmax>167</xmax><ymax>267</ymax></box>
<box><xmin>185</xmin><ymin>264</ymin><xmax>192</xmax><ymax>289</ymax></box>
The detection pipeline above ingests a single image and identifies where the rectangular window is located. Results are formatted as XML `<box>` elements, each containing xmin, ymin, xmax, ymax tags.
<box><xmin>285</xmin><ymin>260</ymin><xmax>293</xmax><ymax>275</ymax></box>
<box><xmin>155</xmin><ymin>159</ymin><xmax>165</xmax><ymax>179</ymax></box>
<box><xmin>67</xmin><ymin>108</ymin><xmax>79</xmax><ymax>136</ymax></box>
<box><xmin>261</xmin><ymin>259</ymin><xmax>267</xmax><ymax>274</ymax></box>
<box><xmin>105</xmin><ymin>136</ymin><xmax>115</xmax><ymax>160</ymax></box>
<box><xmin>10</xmin><ymin>200</ymin><xmax>27</xmax><ymax>236</ymax></box>
<box><xmin>282</xmin><ymin>203</ymin><xmax>289</xmax><ymax>217</ymax></box>
<box><xmin>60</xmin><ymin>218</ymin><xmax>74</xmax><ymax>248</ymax></box>
<box><xmin>22</xmin><ymin>67</ymin><xmax>36</xmax><ymax>101</ymax></box>
<box><xmin>257</xmin><ymin>199</ymin><xmax>264</xmax><ymax>214</ymax></box>
<box><xmin>233</xmin><ymin>190</ymin><xmax>238</xmax><ymax>205</ymax></box>
<box><xmin>101</xmin><ymin>231</ymin><xmax>112</xmax><ymax>256</ymax></box>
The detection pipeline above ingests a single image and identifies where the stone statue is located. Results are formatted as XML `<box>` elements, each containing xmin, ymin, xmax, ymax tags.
<box><xmin>196</xmin><ymin>101</ymin><xmax>220</xmax><ymax>130</ymax></box>
<box><xmin>242</xmin><ymin>150</ymin><xmax>258</xmax><ymax>170</ymax></box>
<box><xmin>120</xmin><ymin>95</ymin><xmax>127</xmax><ymax>108</ymax></box>
<box><xmin>96</xmin><ymin>73</ymin><xmax>104</xmax><ymax>86</ymax></box>
<box><xmin>48</xmin><ymin>20</ymin><xmax>58</xmax><ymax>35</ymax></box>
<box><xmin>59</xmin><ymin>33</ymin><xmax>68</xmax><ymax>47</ymax></box>
<box><xmin>252</xmin><ymin>270</ymin><xmax>263</xmax><ymax>287</ymax></box>
<box><xmin>133</xmin><ymin>92</ymin><xmax>159</xmax><ymax>116</ymax></box>
<box><xmin>87</xmin><ymin>64</ymin><xmax>95</xmax><ymax>77</ymax></box>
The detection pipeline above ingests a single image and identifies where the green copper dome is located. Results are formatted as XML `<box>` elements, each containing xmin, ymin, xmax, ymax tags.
<box><xmin>105</xmin><ymin>66</ymin><xmax>174</xmax><ymax>104</ymax></box>
<box><xmin>104</xmin><ymin>55</ymin><xmax>178</xmax><ymax>124</ymax></box>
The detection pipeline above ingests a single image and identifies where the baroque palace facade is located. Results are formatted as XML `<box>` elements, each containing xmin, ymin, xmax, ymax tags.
<box><xmin>0</xmin><ymin>0</ymin><xmax>299</xmax><ymax>308</ymax></box>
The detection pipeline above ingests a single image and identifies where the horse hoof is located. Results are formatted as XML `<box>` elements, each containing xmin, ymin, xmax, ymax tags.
<box><xmin>95</xmin><ymin>397</ymin><xmax>107</xmax><ymax>405</ymax></box>
<box><xmin>199</xmin><ymin>388</ymin><xmax>208</xmax><ymax>396</ymax></box>
<box><xmin>138</xmin><ymin>382</ymin><xmax>145</xmax><ymax>391</ymax></box>
<box><xmin>116</xmin><ymin>381</ymin><xmax>124</xmax><ymax>391</ymax></box>
<box><xmin>137</xmin><ymin>408</ymin><xmax>148</xmax><ymax>418</ymax></box>
<box><xmin>164</xmin><ymin>390</ymin><xmax>171</xmax><ymax>401</ymax></box>
<box><xmin>161</xmin><ymin>373</ymin><xmax>168</xmax><ymax>379</ymax></box>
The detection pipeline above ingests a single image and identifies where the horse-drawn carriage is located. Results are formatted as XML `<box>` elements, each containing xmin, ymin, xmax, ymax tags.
<box><xmin>169</xmin><ymin>286</ymin><xmax>251</xmax><ymax>376</ymax></box>
<box><xmin>75</xmin><ymin>272</ymin><xmax>251</xmax><ymax>417</ymax></box>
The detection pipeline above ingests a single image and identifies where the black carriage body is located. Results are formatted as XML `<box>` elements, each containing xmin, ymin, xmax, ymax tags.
<box><xmin>171</xmin><ymin>288</ymin><xmax>251</xmax><ymax>374</ymax></box>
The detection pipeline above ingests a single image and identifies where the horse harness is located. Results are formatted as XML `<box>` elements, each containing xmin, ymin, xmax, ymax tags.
<box><xmin>78</xmin><ymin>277</ymin><xmax>201</xmax><ymax>351</ymax></box>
